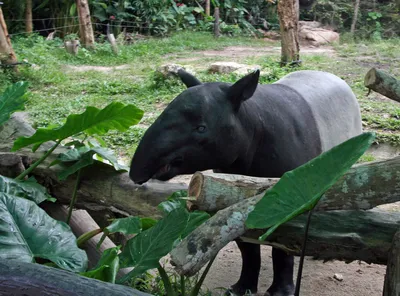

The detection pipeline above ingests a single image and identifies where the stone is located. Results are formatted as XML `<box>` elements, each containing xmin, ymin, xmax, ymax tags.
<box><xmin>209</xmin><ymin>62</ymin><xmax>261</xmax><ymax>75</ymax></box>
<box><xmin>333</xmin><ymin>273</ymin><xmax>344</xmax><ymax>281</ymax></box>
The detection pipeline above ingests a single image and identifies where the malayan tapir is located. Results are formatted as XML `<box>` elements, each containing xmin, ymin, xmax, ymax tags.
<box><xmin>129</xmin><ymin>69</ymin><xmax>362</xmax><ymax>296</ymax></box>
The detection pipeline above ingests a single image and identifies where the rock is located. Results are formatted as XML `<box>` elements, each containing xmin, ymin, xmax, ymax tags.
<box><xmin>333</xmin><ymin>273</ymin><xmax>344</xmax><ymax>281</ymax></box>
<box><xmin>157</xmin><ymin>64</ymin><xmax>196</xmax><ymax>78</ymax></box>
<box><xmin>209</xmin><ymin>62</ymin><xmax>261</xmax><ymax>75</ymax></box>
<box><xmin>298</xmin><ymin>21</ymin><xmax>340</xmax><ymax>46</ymax></box>
<box><xmin>299</xmin><ymin>21</ymin><xmax>322</xmax><ymax>29</ymax></box>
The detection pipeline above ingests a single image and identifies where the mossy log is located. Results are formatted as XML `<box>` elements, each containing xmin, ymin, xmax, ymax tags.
<box><xmin>188</xmin><ymin>157</ymin><xmax>400</xmax><ymax>212</ymax></box>
<box><xmin>365</xmin><ymin>68</ymin><xmax>400</xmax><ymax>102</ymax></box>
<box><xmin>0</xmin><ymin>259</ymin><xmax>151</xmax><ymax>296</ymax></box>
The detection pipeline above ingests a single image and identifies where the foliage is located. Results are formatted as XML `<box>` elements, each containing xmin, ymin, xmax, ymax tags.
<box><xmin>246</xmin><ymin>132</ymin><xmax>375</xmax><ymax>240</ymax></box>
<box><xmin>0</xmin><ymin>175</ymin><xmax>53</xmax><ymax>204</ymax></box>
<box><xmin>0</xmin><ymin>82</ymin><xmax>29</xmax><ymax>127</ymax></box>
<box><xmin>0</xmin><ymin>192</ymin><xmax>87</xmax><ymax>272</ymax></box>
<box><xmin>12</xmin><ymin>101</ymin><xmax>143</xmax><ymax>152</ymax></box>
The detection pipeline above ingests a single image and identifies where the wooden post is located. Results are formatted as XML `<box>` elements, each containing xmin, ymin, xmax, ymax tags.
<box><xmin>107</xmin><ymin>23</ymin><xmax>118</xmax><ymax>55</ymax></box>
<box><xmin>25</xmin><ymin>0</ymin><xmax>33</xmax><ymax>34</ymax></box>
<box><xmin>213</xmin><ymin>7</ymin><xmax>220</xmax><ymax>38</ymax></box>
<box><xmin>0</xmin><ymin>6</ymin><xmax>18</xmax><ymax>72</ymax></box>
<box><xmin>76</xmin><ymin>0</ymin><xmax>95</xmax><ymax>49</ymax></box>
<box><xmin>383</xmin><ymin>230</ymin><xmax>400</xmax><ymax>296</ymax></box>
<box><xmin>277</xmin><ymin>0</ymin><xmax>300</xmax><ymax>66</ymax></box>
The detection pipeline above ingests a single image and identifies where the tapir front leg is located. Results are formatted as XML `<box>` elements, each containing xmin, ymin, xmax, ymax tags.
<box><xmin>230</xmin><ymin>241</ymin><xmax>261</xmax><ymax>295</ymax></box>
<box><xmin>266</xmin><ymin>249</ymin><xmax>295</xmax><ymax>296</ymax></box>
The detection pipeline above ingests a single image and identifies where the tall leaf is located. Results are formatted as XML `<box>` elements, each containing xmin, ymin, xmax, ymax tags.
<box><xmin>12</xmin><ymin>102</ymin><xmax>144</xmax><ymax>151</ymax></box>
<box><xmin>0</xmin><ymin>193</ymin><xmax>87</xmax><ymax>272</ymax></box>
<box><xmin>246</xmin><ymin>132</ymin><xmax>375</xmax><ymax>240</ymax></box>
<box><xmin>0</xmin><ymin>81</ymin><xmax>29</xmax><ymax>126</ymax></box>
<box><xmin>117</xmin><ymin>209</ymin><xmax>189</xmax><ymax>283</ymax></box>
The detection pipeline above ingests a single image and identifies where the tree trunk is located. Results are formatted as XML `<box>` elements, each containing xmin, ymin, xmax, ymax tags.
<box><xmin>205</xmin><ymin>0</ymin><xmax>210</xmax><ymax>16</ymax></box>
<box><xmin>350</xmin><ymin>0</ymin><xmax>361</xmax><ymax>33</ymax></box>
<box><xmin>188</xmin><ymin>156</ymin><xmax>400</xmax><ymax>212</ymax></box>
<box><xmin>214</xmin><ymin>7</ymin><xmax>220</xmax><ymax>38</ymax></box>
<box><xmin>0</xmin><ymin>259</ymin><xmax>151</xmax><ymax>296</ymax></box>
<box><xmin>0</xmin><ymin>7</ymin><xmax>18</xmax><ymax>71</ymax></box>
<box><xmin>25</xmin><ymin>0</ymin><xmax>33</xmax><ymax>34</ymax></box>
<box><xmin>383</xmin><ymin>231</ymin><xmax>400</xmax><ymax>296</ymax></box>
<box><xmin>76</xmin><ymin>0</ymin><xmax>95</xmax><ymax>49</ymax></box>
<box><xmin>277</xmin><ymin>0</ymin><xmax>300</xmax><ymax>66</ymax></box>
<box><xmin>365</xmin><ymin>68</ymin><xmax>400</xmax><ymax>102</ymax></box>
<box><xmin>171</xmin><ymin>195</ymin><xmax>400</xmax><ymax>276</ymax></box>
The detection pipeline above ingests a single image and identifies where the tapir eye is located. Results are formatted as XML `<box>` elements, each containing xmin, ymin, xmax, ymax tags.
<box><xmin>196</xmin><ymin>125</ymin><xmax>206</xmax><ymax>133</ymax></box>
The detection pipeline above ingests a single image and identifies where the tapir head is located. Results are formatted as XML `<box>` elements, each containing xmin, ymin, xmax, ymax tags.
<box><xmin>129</xmin><ymin>69</ymin><xmax>260</xmax><ymax>184</ymax></box>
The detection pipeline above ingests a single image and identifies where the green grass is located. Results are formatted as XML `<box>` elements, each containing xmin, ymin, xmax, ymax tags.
<box><xmin>1</xmin><ymin>31</ymin><xmax>400</xmax><ymax>161</ymax></box>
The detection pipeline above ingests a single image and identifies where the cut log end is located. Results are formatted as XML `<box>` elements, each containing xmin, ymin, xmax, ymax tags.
<box><xmin>364</xmin><ymin>68</ymin><xmax>379</xmax><ymax>87</ymax></box>
<box><xmin>188</xmin><ymin>172</ymin><xmax>203</xmax><ymax>199</ymax></box>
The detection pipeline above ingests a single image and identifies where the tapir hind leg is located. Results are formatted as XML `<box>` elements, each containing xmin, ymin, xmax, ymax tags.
<box><xmin>229</xmin><ymin>240</ymin><xmax>261</xmax><ymax>295</ymax></box>
<box><xmin>265</xmin><ymin>248</ymin><xmax>295</xmax><ymax>296</ymax></box>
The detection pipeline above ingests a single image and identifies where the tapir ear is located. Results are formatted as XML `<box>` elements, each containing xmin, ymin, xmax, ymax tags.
<box><xmin>228</xmin><ymin>70</ymin><xmax>260</xmax><ymax>110</ymax></box>
<box><xmin>176</xmin><ymin>69</ymin><xmax>202</xmax><ymax>88</ymax></box>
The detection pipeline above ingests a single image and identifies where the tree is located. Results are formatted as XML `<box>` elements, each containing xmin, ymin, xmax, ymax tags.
<box><xmin>350</xmin><ymin>0</ymin><xmax>361</xmax><ymax>33</ymax></box>
<box><xmin>25</xmin><ymin>0</ymin><xmax>32</xmax><ymax>34</ymax></box>
<box><xmin>277</xmin><ymin>0</ymin><xmax>300</xmax><ymax>66</ymax></box>
<box><xmin>0</xmin><ymin>6</ymin><xmax>18</xmax><ymax>72</ymax></box>
<box><xmin>76</xmin><ymin>0</ymin><xmax>95</xmax><ymax>49</ymax></box>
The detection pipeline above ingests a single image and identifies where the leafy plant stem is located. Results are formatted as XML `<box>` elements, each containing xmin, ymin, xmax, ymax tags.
<box><xmin>181</xmin><ymin>275</ymin><xmax>185</xmax><ymax>296</ymax></box>
<box><xmin>294</xmin><ymin>208</ymin><xmax>313</xmax><ymax>296</ymax></box>
<box><xmin>66</xmin><ymin>168</ymin><xmax>82</xmax><ymax>224</ymax></box>
<box><xmin>190</xmin><ymin>255</ymin><xmax>216</xmax><ymax>296</ymax></box>
<box><xmin>15</xmin><ymin>140</ymin><xmax>61</xmax><ymax>181</ymax></box>
<box><xmin>157</xmin><ymin>264</ymin><xmax>175</xmax><ymax>296</ymax></box>
<box><xmin>76</xmin><ymin>228</ymin><xmax>103</xmax><ymax>247</ymax></box>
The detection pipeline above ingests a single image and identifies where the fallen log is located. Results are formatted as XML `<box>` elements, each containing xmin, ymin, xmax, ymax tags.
<box><xmin>365</xmin><ymin>68</ymin><xmax>400</xmax><ymax>102</ymax></box>
<box><xmin>171</xmin><ymin>195</ymin><xmax>400</xmax><ymax>276</ymax></box>
<box><xmin>0</xmin><ymin>114</ymin><xmax>187</xmax><ymax>219</ymax></box>
<box><xmin>0</xmin><ymin>259</ymin><xmax>151</xmax><ymax>296</ymax></box>
<box><xmin>189</xmin><ymin>156</ymin><xmax>400</xmax><ymax>212</ymax></box>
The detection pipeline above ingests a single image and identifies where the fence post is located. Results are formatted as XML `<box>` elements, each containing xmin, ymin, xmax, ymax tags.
<box><xmin>76</xmin><ymin>0</ymin><xmax>95</xmax><ymax>49</ymax></box>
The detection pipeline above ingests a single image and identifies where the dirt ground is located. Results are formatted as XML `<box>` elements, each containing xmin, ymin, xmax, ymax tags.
<box><xmin>201</xmin><ymin>242</ymin><xmax>386</xmax><ymax>296</ymax></box>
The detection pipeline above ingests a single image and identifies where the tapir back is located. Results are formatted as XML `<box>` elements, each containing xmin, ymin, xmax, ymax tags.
<box><xmin>275</xmin><ymin>70</ymin><xmax>362</xmax><ymax>151</ymax></box>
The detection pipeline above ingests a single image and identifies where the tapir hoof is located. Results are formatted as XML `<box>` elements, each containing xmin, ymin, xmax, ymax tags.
<box><xmin>224</xmin><ymin>286</ymin><xmax>256</xmax><ymax>296</ymax></box>
<box><xmin>264</xmin><ymin>285</ymin><xmax>295</xmax><ymax>296</ymax></box>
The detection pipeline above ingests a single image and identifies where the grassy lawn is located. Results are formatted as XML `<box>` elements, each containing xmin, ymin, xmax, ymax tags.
<box><xmin>1</xmin><ymin>31</ymin><xmax>400</xmax><ymax>163</ymax></box>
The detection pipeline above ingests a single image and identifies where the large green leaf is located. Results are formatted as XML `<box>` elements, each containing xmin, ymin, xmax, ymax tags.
<box><xmin>117</xmin><ymin>209</ymin><xmax>188</xmax><ymax>283</ymax></box>
<box><xmin>56</xmin><ymin>146</ymin><xmax>129</xmax><ymax>180</ymax></box>
<box><xmin>80</xmin><ymin>247</ymin><xmax>120</xmax><ymax>283</ymax></box>
<box><xmin>0</xmin><ymin>81</ymin><xmax>29</xmax><ymax>126</ymax></box>
<box><xmin>0</xmin><ymin>175</ymin><xmax>52</xmax><ymax>204</ymax></box>
<box><xmin>12</xmin><ymin>102</ymin><xmax>144</xmax><ymax>151</ymax></box>
<box><xmin>105</xmin><ymin>216</ymin><xmax>142</xmax><ymax>235</ymax></box>
<box><xmin>0</xmin><ymin>193</ymin><xmax>87</xmax><ymax>272</ymax></box>
<box><xmin>246</xmin><ymin>132</ymin><xmax>375</xmax><ymax>240</ymax></box>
